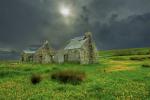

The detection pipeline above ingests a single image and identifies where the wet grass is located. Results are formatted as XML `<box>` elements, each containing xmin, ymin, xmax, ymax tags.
<box><xmin>0</xmin><ymin>48</ymin><xmax>150</xmax><ymax>99</ymax></box>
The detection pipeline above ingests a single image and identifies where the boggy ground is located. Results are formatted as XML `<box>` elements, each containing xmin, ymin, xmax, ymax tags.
<box><xmin>0</xmin><ymin>48</ymin><xmax>150</xmax><ymax>100</ymax></box>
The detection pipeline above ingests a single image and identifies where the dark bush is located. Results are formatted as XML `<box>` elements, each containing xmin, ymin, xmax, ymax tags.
<box><xmin>142</xmin><ymin>64</ymin><xmax>150</xmax><ymax>68</ymax></box>
<box><xmin>136</xmin><ymin>51</ymin><xmax>150</xmax><ymax>55</ymax></box>
<box><xmin>52</xmin><ymin>67</ymin><xmax>59</xmax><ymax>71</ymax></box>
<box><xmin>113</xmin><ymin>50</ymin><xmax>133</xmax><ymax>56</ymax></box>
<box><xmin>130</xmin><ymin>57</ymin><xmax>145</xmax><ymax>61</ymax></box>
<box><xmin>31</xmin><ymin>74</ymin><xmax>42</xmax><ymax>85</ymax></box>
<box><xmin>113</xmin><ymin>49</ymin><xmax>150</xmax><ymax>56</ymax></box>
<box><xmin>44</xmin><ymin>69</ymin><xmax>51</xmax><ymax>73</ymax></box>
<box><xmin>147</xmin><ymin>50</ymin><xmax>150</xmax><ymax>54</ymax></box>
<box><xmin>51</xmin><ymin>70</ymin><xmax>86</xmax><ymax>85</ymax></box>
<box><xmin>111</xmin><ymin>57</ymin><xmax>126</xmax><ymax>61</ymax></box>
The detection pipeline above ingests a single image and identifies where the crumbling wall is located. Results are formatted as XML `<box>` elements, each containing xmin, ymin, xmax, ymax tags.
<box><xmin>34</xmin><ymin>48</ymin><xmax>53</xmax><ymax>64</ymax></box>
<box><xmin>21</xmin><ymin>53</ymin><xmax>34</xmax><ymax>62</ymax></box>
<box><xmin>85</xmin><ymin>32</ymin><xmax>99</xmax><ymax>64</ymax></box>
<box><xmin>65</xmin><ymin>49</ymin><xmax>80</xmax><ymax>63</ymax></box>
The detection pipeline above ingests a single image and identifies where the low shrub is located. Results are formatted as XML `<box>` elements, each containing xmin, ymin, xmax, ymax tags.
<box><xmin>111</xmin><ymin>57</ymin><xmax>126</xmax><ymax>61</ymax></box>
<box><xmin>113</xmin><ymin>49</ymin><xmax>150</xmax><ymax>56</ymax></box>
<box><xmin>44</xmin><ymin>69</ymin><xmax>51</xmax><ymax>73</ymax></box>
<box><xmin>145</xmin><ymin>49</ymin><xmax>150</xmax><ymax>55</ymax></box>
<box><xmin>31</xmin><ymin>74</ymin><xmax>42</xmax><ymax>85</ymax></box>
<box><xmin>113</xmin><ymin>50</ymin><xmax>133</xmax><ymax>56</ymax></box>
<box><xmin>136</xmin><ymin>51</ymin><xmax>150</xmax><ymax>55</ymax></box>
<box><xmin>52</xmin><ymin>67</ymin><xmax>59</xmax><ymax>71</ymax></box>
<box><xmin>51</xmin><ymin>70</ymin><xmax>86</xmax><ymax>85</ymax></box>
<box><xmin>142</xmin><ymin>64</ymin><xmax>150</xmax><ymax>68</ymax></box>
<box><xmin>130</xmin><ymin>57</ymin><xmax>145</xmax><ymax>61</ymax></box>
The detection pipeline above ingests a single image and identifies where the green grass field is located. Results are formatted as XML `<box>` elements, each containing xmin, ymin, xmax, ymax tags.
<box><xmin>0</xmin><ymin>48</ymin><xmax>150</xmax><ymax>100</ymax></box>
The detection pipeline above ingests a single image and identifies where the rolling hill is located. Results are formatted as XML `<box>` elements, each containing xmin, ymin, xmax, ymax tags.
<box><xmin>0</xmin><ymin>47</ymin><xmax>150</xmax><ymax>99</ymax></box>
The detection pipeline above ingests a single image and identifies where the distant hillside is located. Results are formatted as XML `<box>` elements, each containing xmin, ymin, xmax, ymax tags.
<box><xmin>99</xmin><ymin>47</ymin><xmax>150</xmax><ymax>57</ymax></box>
<box><xmin>0</xmin><ymin>47</ymin><xmax>150</xmax><ymax>60</ymax></box>
<box><xmin>0</xmin><ymin>48</ymin><xmax>20</xmax><ymax>60</ymax></box>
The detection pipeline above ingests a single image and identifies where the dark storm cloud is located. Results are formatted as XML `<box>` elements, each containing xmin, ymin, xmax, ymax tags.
<box><xmin>0</xmin><ymin>0</ymin><xmax>150</xmax><ymax>50</ymax></box>
<box><xmin>94</xmin><ymin>13</ymin><xmax>150</xmax><ymax>49</ymax></box>
<box><xmin>0</xmin><ymin>0</ymin><xmax>45</xmax><ymax>48</ymax></box>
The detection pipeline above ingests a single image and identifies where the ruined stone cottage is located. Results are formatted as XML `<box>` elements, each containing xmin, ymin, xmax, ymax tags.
<box><xmin>21</xmin><ymin>32</ymin><xmax>98</xmax><ymax>64</ymax></box>
<box><xmin>21</xmin><ymin>40</ymin><xmax>55</xmax><ymax>64</ymax></box>
<box><xmin>63</xmin><ymin>32</ymin><xmax>98</xmax><ymax>64</ymax></box>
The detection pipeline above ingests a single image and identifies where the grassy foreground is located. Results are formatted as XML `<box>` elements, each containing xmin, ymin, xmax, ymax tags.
<box><xmin>0</xmin><ymin>48</ymin><xmax>150</xmax><ymax>99</ymax></box>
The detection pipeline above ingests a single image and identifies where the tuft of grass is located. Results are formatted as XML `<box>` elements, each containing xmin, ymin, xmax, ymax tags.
<box><xmin>130</xmin><ymin>57</ymin><xmax>145</xmax><ymax>61</ymax></box>
<box><xmin>31</xmin><ymin>74</ymin><xmax>42</xmax><ymax>85</ymax></box>
<box><xmin>51</xmin><ymin>70</ymin><xmax>86</xmax><ymax>85</ymax></box>
<box><xmin>0</xmin><ymin>70</ymin><xmax>22</xmax><ymax>78</ymax></box>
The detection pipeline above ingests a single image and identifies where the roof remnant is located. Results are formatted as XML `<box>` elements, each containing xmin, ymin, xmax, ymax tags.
<box><xmin>64</xmin><ymin>36</ymin><xmax>87</xmax><ymax>50</ymax></box>
<box><xmin>23</xmin><ymin>46</ymin><xmax>41</xmax><ymax>54</ymax></box>
<box><xmin>23</xmin><ymin>49</ymin><xmax>36</xmax><ymax>54</ymax></box>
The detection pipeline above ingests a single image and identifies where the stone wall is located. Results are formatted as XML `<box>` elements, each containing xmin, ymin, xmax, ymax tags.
<box><xmin>65</xmin><ymin>49</ymin><xmax>81</xmax><ymax>63</ymax></box>
<box><xmin>53</xmin><ymin>50</ymin><xmax>64</xmax><ymax>64</ymax></box>
<box><xmin>80</xmin><ymin>41</ymin><xmax>90</xmax><ymax>64</ymax></box>
<box><xmin>63</xmin><ymin>32</ymin><xmax>99</xmax><ymax>64</ymax></box>
<box><xmin>34</xmin><ymin>48</ymin><xmax>54</xmax><ymax>64</ymax></box>
<box><xmin>85</xmin><ymin>32</ymin><xmax>99</xmax><ymax>64</ymax></box>
<box><xmin>21</xmin><ymin>53</ymin><xmax>34</xmax><ymax>62</ymax></box>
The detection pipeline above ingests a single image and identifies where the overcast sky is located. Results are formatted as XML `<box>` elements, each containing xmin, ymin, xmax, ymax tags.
<box><xmin>0</xmin><ymin>0</ymin><xmax>150</xmax><ymax>50</ymax></box>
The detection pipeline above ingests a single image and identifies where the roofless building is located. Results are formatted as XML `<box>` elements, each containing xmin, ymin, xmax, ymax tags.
<box><xmin>63</xmin><ymin>32</ymin><xmax>98</xmax><ymax>64</ymax></box>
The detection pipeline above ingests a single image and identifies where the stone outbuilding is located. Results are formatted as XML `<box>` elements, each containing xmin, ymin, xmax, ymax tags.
<box><xmin>21</xmin><ymin>50</ymin><xmax>34</xmax><ymax>62</ymax></box>
<box><xmin>63</xmin><ymin>32</ymin><xmax>98</xmax><ymax>64</ymax></box>
<box><xmin>21</xmin><ymin>40</ymin><xmax>55</xmax><ymax>64</ymax></box>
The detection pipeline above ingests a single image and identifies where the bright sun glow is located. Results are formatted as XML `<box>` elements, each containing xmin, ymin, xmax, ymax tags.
<box><xmin>60</xmin><ymin>7</ymin><xmax>70</xmax><ymax>17</ymax></box>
